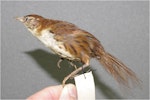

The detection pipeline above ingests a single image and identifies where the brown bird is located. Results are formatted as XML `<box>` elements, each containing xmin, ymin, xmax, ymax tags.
<box><xmin>16</xmin><ymin>14</ymin><xmax>139</xmax><ymax>87</ymax></box>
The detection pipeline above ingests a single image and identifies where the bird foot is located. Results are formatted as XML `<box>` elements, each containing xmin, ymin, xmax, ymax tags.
<box><xmin>69</xmin><ymin>61</ymin><xmax>77</xmax><ymax>69</ymax></box>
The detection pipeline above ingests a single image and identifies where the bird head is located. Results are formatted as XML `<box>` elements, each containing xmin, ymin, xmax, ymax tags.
<box><xmin>16</xmin><ymin>14</ymin><xmax>43</xmax><ymax>31</ymax></box>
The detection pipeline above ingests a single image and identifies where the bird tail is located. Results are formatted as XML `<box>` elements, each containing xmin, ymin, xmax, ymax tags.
<box><xmin>95</xmin><ymin>46</ymin><xmax>140</xmax><ymax>87</ymax></box>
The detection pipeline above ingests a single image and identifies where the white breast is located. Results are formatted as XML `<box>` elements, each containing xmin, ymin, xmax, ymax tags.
<box><xmin>35</xmin><ymin>30</ymin><xmax>75</xmax><ymax>59</ymax></box>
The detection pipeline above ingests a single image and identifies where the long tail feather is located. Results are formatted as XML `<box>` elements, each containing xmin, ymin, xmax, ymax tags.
<box><xmin>96</xmin><ymin>46</ymin><xmax>140</xmax><ymax>87</ymax></box>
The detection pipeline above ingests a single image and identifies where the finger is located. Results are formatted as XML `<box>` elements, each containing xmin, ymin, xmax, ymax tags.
<box><xmin>60</xmin><ymin>84</ymin><xmax>77</xmax><ymax>100</ymax></box>
<box><xmin>27</xmin><ymin>85</ymin><xmax>63</xmax><ymax>100</ymax></box>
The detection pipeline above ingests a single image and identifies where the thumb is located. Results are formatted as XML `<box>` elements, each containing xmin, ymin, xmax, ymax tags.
<box><xmin>59</xmin><ymin>84</ymin><xmax>77</xmax><ymax>100</ymax></box>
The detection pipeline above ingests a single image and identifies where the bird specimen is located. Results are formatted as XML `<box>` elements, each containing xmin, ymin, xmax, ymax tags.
<box><xmin>16</xmin><ymin>14</ymin><xmax>139</xmax><ymax>87</ymax></box>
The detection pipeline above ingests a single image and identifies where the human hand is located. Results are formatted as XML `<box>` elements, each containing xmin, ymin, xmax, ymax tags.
<box><xmin>27</xmin><ymin>84</ymin><xmax>77</xmax><ymax>100</ymax></box>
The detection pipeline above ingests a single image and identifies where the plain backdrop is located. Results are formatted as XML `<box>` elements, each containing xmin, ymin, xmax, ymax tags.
<box><xmin>1</xmin><ymin>1</ymin><xmax>149</xmax><ymax>99</ymax></box>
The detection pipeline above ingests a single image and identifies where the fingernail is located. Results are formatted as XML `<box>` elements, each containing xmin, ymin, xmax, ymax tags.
<box><xmin>60</xmin><ymin>84</ymin><xmax>77</xmax><ymax>100</ymax></box>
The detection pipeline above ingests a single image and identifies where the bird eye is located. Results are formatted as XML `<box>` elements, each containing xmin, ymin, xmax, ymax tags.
<box><xmin>25</xmin><ymin>17</ymin><xmax>28</xmax><ymax>22</ymax></box>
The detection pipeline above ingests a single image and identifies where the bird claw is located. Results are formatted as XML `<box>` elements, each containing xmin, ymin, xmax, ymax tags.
<box><xmin>69</xmin><ymin>61</ymin><xmax>77</xmax><ymax>69</ymax></box>
<box><xmin>57</xmin><ymin>58</ymin><xmax>64</xmax><ymax>68</ymax></box>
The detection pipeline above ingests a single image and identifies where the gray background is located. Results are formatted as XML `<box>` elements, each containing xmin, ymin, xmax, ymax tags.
<box><xmin>1</xmin><ymin>1</ymin><xmax>149</xmax><ymax>99</ymax></box>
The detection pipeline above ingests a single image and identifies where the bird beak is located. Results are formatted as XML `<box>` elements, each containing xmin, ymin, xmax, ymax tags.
<box><xmin>16</xmin><ymin>17</ymin><xmax>24</xmax><ymax>22</ymax></box>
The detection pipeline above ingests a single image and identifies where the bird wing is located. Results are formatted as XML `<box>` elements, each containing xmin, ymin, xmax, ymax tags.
<box><xmin>50</xmin><ymin>21</ymin><xmax>106</xmax><ymax>65</ymax></box>
<box><xmin>50</xmin><ymin>21</ymin><xmax>104</xmax><ymax>60</ymax></box>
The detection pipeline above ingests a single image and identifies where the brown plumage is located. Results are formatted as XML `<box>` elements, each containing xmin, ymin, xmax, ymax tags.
<box><xmin>16</xmin><ymin>14</ymin><xmax>140</xmax><ymax>87</ymax></box>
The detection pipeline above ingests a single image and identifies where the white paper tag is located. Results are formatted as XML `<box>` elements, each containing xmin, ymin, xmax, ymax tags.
<box><xmin>74</xmin><ymin>71</ymin><xmax>95</xmax><ymax>100</ymax></box>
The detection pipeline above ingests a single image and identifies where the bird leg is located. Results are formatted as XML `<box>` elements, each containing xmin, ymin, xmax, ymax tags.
<box><xmin>68</xmin><ymin>61</ymin><xmax>78</xmax><ymax>79</ymax></box>
<box><xmin>62</xmin><ymin>63</ymin><xmax>89</xmax><ymax>87</ymax></box>
<box><xmin>57</xmin><ymin>58</ymin><xmax>64</xmax><ymax>68</ymax></box>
